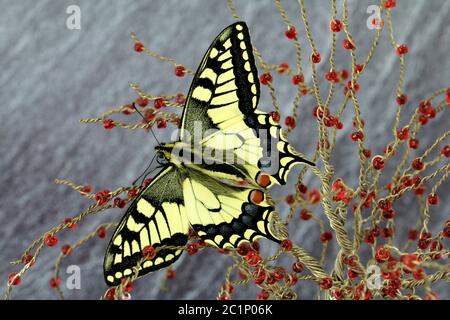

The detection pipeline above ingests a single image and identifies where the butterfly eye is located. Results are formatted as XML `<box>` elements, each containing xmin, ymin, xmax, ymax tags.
<box><xmin>156</xmin><ymin>153</ymin><xmax>168</xmax><ymax>166</ymax></box>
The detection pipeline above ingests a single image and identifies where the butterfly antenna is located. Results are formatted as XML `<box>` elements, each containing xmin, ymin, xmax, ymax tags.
<box><xmin>132</xmin><ymin>102</ymin><xmax>161</xmax><ymax>146</ymax></box>
<box><xmin>132</xmin><ymin>153</ymin><xmax>158</xmax><ymax>186</ymax></box>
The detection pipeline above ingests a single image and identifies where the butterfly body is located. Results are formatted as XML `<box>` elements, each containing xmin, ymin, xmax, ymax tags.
<box><xmin>103</xmin><ymin>22</ymin><xmax>314</xmax><ymax>286</ymax></box>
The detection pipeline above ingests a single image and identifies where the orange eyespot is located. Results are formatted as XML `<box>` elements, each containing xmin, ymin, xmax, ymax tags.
<box><xmin>256</xmin><ymin>173</ymin><xmax>271</xmax><ymax>188</ymax></box>
<box><xmin>250</xmin><ymin>190</ymin><xmax>264</xmax><ymax>204</ymax></box>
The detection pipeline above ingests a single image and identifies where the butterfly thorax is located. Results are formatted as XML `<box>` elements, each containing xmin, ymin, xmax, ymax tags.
<box><xmin>155</xmin><ymin>141</ymin><xmax>258</xmax><ymax>185</ymax></box>
<box><xmin>155</xmin><ymin>142</ymin><xmax>208</xmax><ymax>168</ymax></box>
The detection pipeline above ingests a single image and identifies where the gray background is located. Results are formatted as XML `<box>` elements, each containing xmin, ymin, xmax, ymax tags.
<box><xmin>0</xmin><ymin>0</ymin><xmax>449</xmax><ymax>299</ymax></box>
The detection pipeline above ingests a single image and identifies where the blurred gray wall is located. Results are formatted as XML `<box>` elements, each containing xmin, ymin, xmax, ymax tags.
<box><xmin>0</xmin><ymin>0</ymin><xmax>449</xmax><ymax>299</ymax></box>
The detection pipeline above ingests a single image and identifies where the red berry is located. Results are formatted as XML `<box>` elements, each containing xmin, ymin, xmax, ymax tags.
<box><xmin>102</xmin><ymin>119</ymin><xmax>115</xmax><ymax>130</ymax></box>
<box><xmin>113</xmin><ymin>197</ymin><xmax>126</xmax><ymax>209</ymax></box>
<box><xmin>8</xmin><ymin>272</ymin><xmax>21</xmax><ymax>286</ymax></box>
<box><xmin>136</xmin><ymin>96</ymin><xmax>149</xmax><ymax>107</ymax></box>
<box><xmin>292</xmin><ymin>261</ymin><xmax>304</xmax><ymax>273</ymax></box>
<box><xmin>259</xmin><ymin>72</ymin><xmax>273</xmax><ymax>85</ymax></box>
<box><xmin>408</xmin><ymin>229</ymin><xmax>418</xmax><ymax>240</ymax></box>
<box><xmin>297</xmin><ymin>183</ymin><xmax>308</xmax><ymax>194</ymax></box>
<box><xmin>419</xmin><ymin>100</ymin><xmax>433</xmax><ymax>115</ymax></box>
<box><xmin>105</xmin><ymin>288</ymin><xmax>116</xmax><ymax>300</ymax></box>
<box><xmin>311</xmin><ymin>52</ymin><xmax>321</xmax><ymax>64</ymax></box>
<box><xmin>237</xmin><ymin>243</ymin><xmax>251</xmax><ymax>256</ymax></box>
<box><xmin>245</xmin><ymin>251</ymin><xmax>262</xmax><ymax>266</ymax></box>
<box><xmin>346</xmin><ymin>81</ymin><xmax>360</xmax><ymax>92</ymax></box>
<box><xmin>143</xmin><ymin>178</ymin><xmax>153</xmax><ymax>187</ymax></box>
<box><xmin>378</xmin><ymin>199</ymin><xmax>392</xmax><ymax>212</ymax></box>
<box><xmin>308</xmin><ymin>189</ymin><xmax>321</xmax><ymax>205</ymax></box>
<box><xmin>122</xmin><ymin>104</ymin><xmax>134</xmax><ymax>115</ymax></box>
<box><xmin>372</xmin><ymin>18</ymin><xmax>384</xmax><ymax>29</ymax></box>
<box><xmin>143</xmin><ymin>245</ymin><xmax>156</xmax><ymax>260</ymax></box>
<box><xmin>127</xmin><ymin>187</ymin><xmax>139</xmax><ymax>199</ymax></box>
<box><xmin>284</xmin><ymin>26</ymin><xmax>298</xmax><ymax>39</ymax></box>
<box><xmin>381</xmin><ymin>228</ymin><xmax>393</xmax><ymax>239</ymax></box>
<box><xmin>277</xmin><ymin>62</ymin><xmax>289</xmax><ymax>74</ymax></box>
<box><xmin>385</xmin><ymin>0</ymin><xmax>396</xmax><ymax>9</ymax></box>
<box><xmin>375</xmin><ymin>245</ymin><xmax>391</xmax><ymax>262</ymax></box>
<box><xmin>319</xmin><ymin>277</ymin><xmax>333</xmax><ymax>289</ymax></box>
<box><xmin>427</xmin><ymin>193</ymin><xmax>439</xmax><ymax>205</ymax></box>
<box><xmin>320</xmin><ymin>231</ymin><xmax>333</xmax><ymax>243</ymax></box>
<box><xmin>363</xmin><ymin>149</ymin><xmax>372</xmax><ymax>158</ymax></box>
<box><xmin>291</xmin><ymin>74</ymin><xmax>304</xmax><ymax>85</ymax></box>
<box><xmin>371</xmin><ymin>227</ymin><xmax>381</xmax><ymax>238</ymax></box>
<box><xmin>443</xmin><ymin>225</ymin><xmax>450</xmax><ymax>238</ymax></box>
<box><xmin>251</xmin><ymin>241</ymin><xmax>260</xmax><ymax>253</ymax></box>
<box><xmin>411</xmin><ymin>158</ymin><xmax>424</xmax><ymax>171</ymax></box>
<box><xmin>154</xmin><ymin>98</ymin><xmax>166</xmax><ymax>109</ymax></box>
<box><xmin>61</xmin><ymin>244</ymin><xmax>72</xmax><ymax>256</ymax></box>
<box><xmin>299</xmin><ymin>209</ymin><xmax>312</xmax><ymax>220</ymax></box>
<box><xmin>121</xmin><ymin>278</ymin><xmax>134</xmax><ymax>293</ymax></box>
<box><xmin>285</xmin><ymin>116</ymin><xmax>296</xmax><ymax>129</ymax></box>
<box><xmin>95</xmin><ymin>190</ymin><xmax>111</xmax><ymax>206</ymax></box>
<box><xmin>412</xmin><ymin>268</ymin><xmax>425</xmax><ymax>280</ymax></box>
<box><xmin>396</xmin><ymin>94</ymin><xmax>408</xmax><ymax>105</ymax></box>
<box><xmin>342</xmin><ymin>38</ymin><xmax>355</xmax><ymax>50</ymax></box>
<box><xmin>356</xmin><ymin>64</ymin><xmax>364</xmax><ymax>73</ymax></box>
<box><xmin>330</xmin><ymin>19</ymin><xmax>343</xmax><ymax>32</ymax></box>
<box><xmin>350</xmin><ymin>131</ymin><xmax>364</xmax><ymax>142</ymax></box>
<box><xmin>174</xmin><ymin>65</ymin><xmax>186</xmax><ymax>77</ymax></box>
<box><xmin>281</xmin><ymin>239</ymin><xmax>293</xmax><ymax>251</ymax></box>
<box><xmin>396</xmin><ymin>44</ymin><xmax>408</xmax><ymax>56</ymax></box>
<box><xmin>187</xmin><ymin>242</ymin><xmax>199</xmax><ymax>256</ymax></box>
<box><xmin>253</xmin><ymin>267</ymin><xmax>266</xmax><ymax>285</ymax></box>
<box><xmin>21</xmin><ymin>254</ymin><xmax>35</xmax><ymax>267</ymax></box>
<box><xmin>441</xmin><ymin>145</ymin><xmax>450</xmax><ymax>157</ymax></box>
<box><xmin>372</xmin><ymin>156</ymin><xmax>385</xmax><ymax>170</ymax></box>
<box><xmin>79</xmin><ymin>185</ymin><xmax>93</xmax><ymax>195</ymax></box>
<box><xmin>44</xmin><ymin>234</ymin><xmax>58</xmax><ymax>247</ymax></box>
<box><xmin>348</xmin><ymin>269</ymin><xmax>359</xmax><ymax>279</ymax></box>
<box><xmin>49</xmin><ymin>277</ymin><xmax>61</xmax><ymax>288</ymax></box>
<box><xmin>174</xmin><ymin>93</ymin><xmax>186</xmax><ymax>105</ymax></box>
<box><xmin>257</xmin><ymin>289</ymin><xmax>270</xmax><ymax>300</ymax></box>
<box><xmin>166</xmin><ymin>269</ymin><xmax>176</xmax><ymax>280</ymax></box>
<box><xmin>97</xmin><ymin>227</ymin><xmax>107</xmax><ymax>239</ymax></box>
<box><xmin>285</xmin><ymin>194</ymin><xmax>295</xmax><ymax>205</ymax></box>
<box><xmin>340</xmin><ymin>69</ymin><xmax>349</xmax><ymax>79</ymax></box>
<box><xmin>325</xmin><ymin>69</ymin><xmax>338</xmax><ymax>82</ymax></box>
<box><xmin>409</xmin><ymin>138</ymin><xmax>419</xmax><ymax>149</ymax></box>
<box><xmin>270</xmin><ymin>111</ymin><xmax>280</xmax><ymax>122</ymax></box>
<box><xmin>143</xmin><ymin>108</ymin><xmax>156</xmax><ymax>123</ymax></box>
<box><xmin>156</xmin><ymin>118</ymin><xmax>167</xmax><ymax>129</ymax></box>
<box><xmin>365</xmin><ymin>233</ymin><xmax>375</xmax><ymax>245</ymax></box>
<box><xmin>64</xmin><ymin>218</ymin><xmax>77</xmax><ymax>230</ymax></box>
<box><xmin>396</xmin><ymin>127</ymin><xmax>409</xmax><ymax>141</ymax></box>
<box><xmin>134</xmin><ymin>42</ymin><xmax>145</xmax><ymax>53</ymax></box>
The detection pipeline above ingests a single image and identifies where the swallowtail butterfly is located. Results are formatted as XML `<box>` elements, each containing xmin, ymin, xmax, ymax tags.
<box><xmin>104</xmin><ymin>22</ymin><xmax>314</xmax><ymax>285</ymax></box>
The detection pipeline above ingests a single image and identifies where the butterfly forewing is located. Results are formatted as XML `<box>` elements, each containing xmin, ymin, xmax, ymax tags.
<box><xmin>181</xmin><ymin>22</ymin><xmax>313</xmax><ymax>187</ymax></box>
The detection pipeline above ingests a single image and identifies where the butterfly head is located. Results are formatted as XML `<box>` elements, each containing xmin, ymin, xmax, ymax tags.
<box><xmin>154</xmin><ymin>143</ymin><xmax>174</xmax><ymax>164</ymax></box>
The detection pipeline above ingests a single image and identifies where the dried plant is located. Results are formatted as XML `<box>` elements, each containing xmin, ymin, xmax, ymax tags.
<box><xmin>4</xmin><ymin>0</ymin><xmax>449</xmax><ymax>300</ymax></box>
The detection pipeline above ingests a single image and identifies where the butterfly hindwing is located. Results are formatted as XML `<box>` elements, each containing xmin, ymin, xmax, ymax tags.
<box><xmin>103</xmin><ymin>167</ymin><xmax>189</xmax><ymax>286</ymax></box>
<box><xmin>182</xmin><ymin>170</ymin><xmax>281</xmax><ymax>248</ymax></box>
